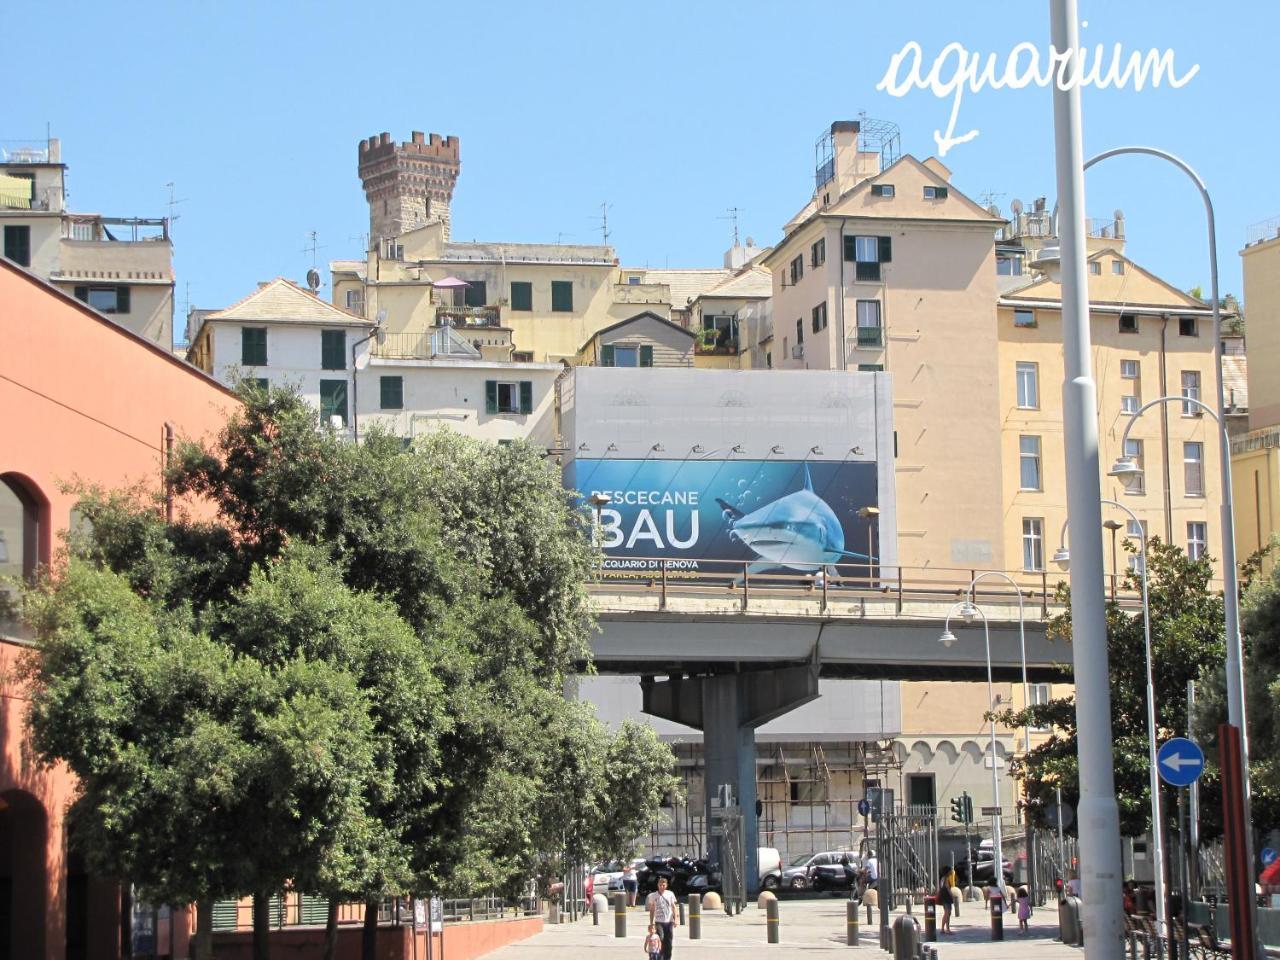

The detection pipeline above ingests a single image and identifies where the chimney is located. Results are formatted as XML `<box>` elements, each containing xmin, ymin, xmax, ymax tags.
<box><xmin>831</xmin><ymin>121</ymin><xmax>861</xmax><ymax>195</ymax></box>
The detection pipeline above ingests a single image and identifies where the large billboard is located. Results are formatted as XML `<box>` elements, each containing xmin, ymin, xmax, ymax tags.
<box><xmin>567</xmin><ymin>457</ymin><xmax>879</xmax><ymax>577</ymax></box>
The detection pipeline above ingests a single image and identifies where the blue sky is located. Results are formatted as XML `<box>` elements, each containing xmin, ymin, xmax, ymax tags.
<box><xmin>9</xmin><ymin>1</ymin><xmax>1276</xmax><ymax>335</ymax></box>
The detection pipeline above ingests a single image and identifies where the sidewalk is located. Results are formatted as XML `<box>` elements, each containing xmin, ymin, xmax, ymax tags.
<box><xmin>483</xmin><ymin>896</ymin><xmax>1084</xmax><ymax>958</ymax></box>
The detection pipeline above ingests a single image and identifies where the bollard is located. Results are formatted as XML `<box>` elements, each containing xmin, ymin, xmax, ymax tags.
<box><xmin>549</xmin><ymin>901</ymin><xmax>560</xmax><ymax>925</ymax></box>
<box><xmin>766</xmin><ymin>897</ymin><xmax>780</xmax><ymax>944</ymax></box>
<box><xmin>989</xmin><ymin>890</ymin><xmax>1004</xmax><ymax>941</ymax></box>
<box><xmin>613</xmin><ymin>892</ymin><xmax>626</xmax><ymax>938</ymax></box>
<box><xmin>922</xmin><ymin>895</ymin><xmax>936</xmax><ymax>941</ymax></box>
<box><xmin>679</xmin><ymin>900</ymin><xmax>686</xmax><ymax>925</ymax></box>
<box><xmin>688</xmin><ymin>893</ymin><xmax>701</xmax><ymax>940</ymax></box>
<box><xmin>846</xmin><ymin>900</ymin><xmax>860</xmax><ymax>946</ymax></box>
<box><xmin>891</xmin><ymin>913</ymin><xmax>920</xmax><ymax>960</ymax></box>
<box><xmin>1064</xmin><ymin>896</ymin><xmax>1083</xmax><ymax>947</ymax></box>
<box><xmin>592</xmin><ymin>896</ymin><xmax>599</xmax><ymax>926</ymax></box>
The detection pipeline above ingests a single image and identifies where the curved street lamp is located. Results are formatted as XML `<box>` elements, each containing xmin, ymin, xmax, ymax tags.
<box><xmin>1055</xmin><ymin>499</ymin><xmax>1166</xmax><ymax>939</ymax></box>
<box><xmin>940</xmin><ymin>600</ymin><xmax>1007</xmax><ymax>897</ymax></box>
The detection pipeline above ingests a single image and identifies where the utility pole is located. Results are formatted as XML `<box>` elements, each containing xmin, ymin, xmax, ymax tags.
<box><xmin>589</xmin><ymin>203</ymin><xmax>611</xmax><ymax>247</ymax></box>
<box><xmin>164</xmin><ymin>181</ymin><xmax>187</xmax><ymax>235</ymax></box>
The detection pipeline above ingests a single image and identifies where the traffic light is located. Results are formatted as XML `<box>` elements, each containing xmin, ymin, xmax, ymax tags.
<box><xmin>963</xmin><ymin>793</ymin><xmax>973</xmax><ymax>825</ymax></box>
<box><xmin>950</xmin><ymin>792</ymin><xmax>974</xmax><ymax>825</ymax></box>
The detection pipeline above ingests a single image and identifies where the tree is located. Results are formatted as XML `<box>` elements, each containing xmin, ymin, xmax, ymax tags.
<box><xmin>995</xmin><ymin>538</ymin><xmax>1226</xmax><ymax>837</ymax></box>
<box><xmin>594</xmin><ymin>721</ymin><xmax>684</xmax><ymax>861</ymax></box>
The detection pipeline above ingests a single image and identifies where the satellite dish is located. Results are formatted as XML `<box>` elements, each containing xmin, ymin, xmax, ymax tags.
<box><xmin>375</xmin><ymin>309</ymin><xmax>388</xmax><ymax>327</ymax></box>
<box><xmin>987</xmin><ymin>204</ymin><xmax>1001</xmax><ymax>217</ymax></box>
<box><xmin>1010</xmin><ymin>199</ymin><xmax>1024</xmax><ymax>215</ymax></box>
<box><xmin>306</xmin><ymin>268</ymin><xmax>320</xmax><ymax>291</ymax></box>
<box><xmin>355</xmin><ymin>349</ymin><xmax>371</xmax><ymax>371</ymax></box>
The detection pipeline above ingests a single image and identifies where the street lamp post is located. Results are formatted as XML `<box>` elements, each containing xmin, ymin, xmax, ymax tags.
<box><xmin>1054</xmin><ymin>500</ymin><xmax>1167</xmax><ymax>940</ymax></box>
<box><xmin>940</xmin><ymin>601</ymin><xmax>1006</xmax><ymax>898</ymax></box>
<box><xmin>1085</xmin><ymin>144</ymin><xmax>1257</xmax><ymax>950</ymax></box>
<box><xmin>857</xmin><ymin>505</ymin><xmax>880</xmax><ymax>585</ymax></box>
<box><xmin>1103</xmin><ymin>519</ymin><xmax>1123</xmax><ymax>602</ymax></box>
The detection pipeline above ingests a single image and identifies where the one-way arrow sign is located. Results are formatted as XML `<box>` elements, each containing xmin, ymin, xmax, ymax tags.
<box><xmin>1157</xmin><ymin>737</ymin><xmax>1205</xmax><ymax>787</ymax></box>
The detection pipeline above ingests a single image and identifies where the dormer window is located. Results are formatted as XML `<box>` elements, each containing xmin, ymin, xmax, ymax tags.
<box><xmin>871</xmin><ymin>184</ymin><xmax>895</xmax><ymax>198</ymax></box>
<box><xmin>1089</xmin><ymin>261</ymin><xmax>1101</xmax><ymax>275</ymax></box>
<box><xmin>1112</xmin><ymin>260</ymin><xmax>1125</xmax><ymax>275</ymax></box>
<box><xmin>923</xmin><ymin>185</ymin><xmax>948</xmax><ymax>200</ymax></box>
<box><xmin>1179</xmin><ymin>316</ymin><xmax>1198</xmax><ymax>337</ymax></box>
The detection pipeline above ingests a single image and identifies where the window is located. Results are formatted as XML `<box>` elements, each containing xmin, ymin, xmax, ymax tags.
<box><xmin>858</xmin><ymin>364</ymin><xmax>884</xmax><ymax>372</ymax></box>
<box><xmin>790</xmin><ymin>255</ymin><xmax>804</xmax><ymax>285</ymax></box>
<box><xmin>1029</xmin><ymin>683</ymin><xmax>1052</xmax><ymax>730</ymax></box>
<box><xmin>601</xmin><ymin>344</ymin><xmax>651</xmax><ymax>367</ymax></box>
<box><xmin>1019</xmin><ymin>435</ymin><xmax>1042</xmax><ymax>491</ymax></box>
<box><xmin>1184</xmin><ymin>442</ymin><xmax>1204</xmax><ymax>497</ymax></box>
<box><xmin>1179</xmin><ymin>316</ymin><xmax>1198</xmax><ymax>337</ymax></box>
<box><xmin>3</xmin><ymin>224</ymin><xmax>30</xmax><ymax>267</ymax></box>
<box><xmin>321</xmin><ymin>330</ymin><xmax>347</xmax><ymax>370</ymax></box>
<box><xmin>996</xmin><ymin>254</ymin><xmax>1023</xmax><ymax>276</ymax></box>
<box><xmin>1089</xmin><ymin>260</ymin><xmax>1102</xmax><ymax>275</ymax></box>
<box><xmin>1119</xmin><ymin>313</ymin><xmax>1139</xmax><ymax>334</ymax></box>
<box><xmin>463</xmin><ymin>280</ymin><xmax>487</xmax><ymax>308</ymax></box>
<box><xmin>1112</xmin><ymin>260</ymin><xmax>1125</xmax><ymax>275</ymax></box>
<box><xmin>1187</xmin><ymin>521</ymin><xmax>1207</xmax><ymax>561</ymax></box>
<box><xmin>627</xmin><ymin>275</ymin><xmax>641</xmax><ymax>285</ymax></box>
<box><xmin>906</xmin><ymin>773</ymin><xmax>936</xmax><ymax>808</ymax></box>
<box><xmin>844</xmin><ymin>235</ymin><xmax>891</xmax><ymax>282</ymax></box>
<box><xmin>1181</xmin><ymin>370</ymin><xmax>1201</xmax><ymax>416</ymax></box>
<box><xmin>855</xmin><ymin>300</ymin><xmax>882</xmax><ymax>347</ymax></box>
<box><xmin>1121</xmin><ymin>359</ymin><xmax>1139</xmax><ymax>379</ymax></box>
<box><xmin>319</xmin><ymin>379</ymin><xmax>348</xmax><ymax>427</ymax></box>
<box><xmin>485</xmin><ymin>379</ymin><xmax>533</xmax><ymax>415</ymax></box>
<box><xmin>1121</xmin><ymin>395</ymin><xmax>1140</xmax><ymax>415</ymax></box>
<box><xmin>790</xmin><ymin>779</ymin><xmax>829</xmax><ymax>804</ymax></box>
<box><xmin>811</xmin><ymin>301</ymin><xmax>827</xmax><ymax>333</ymax></box>
<box><xmin>551</xmin><ymin>280</ymin><xmax>573</xmax><ymax>312</ymax></box>
<box><xmin>248</xmin><ymin>378</ymin><xmax>269</xmax><ymax>393</ymax></box>
<box><xmin>382</xmin><ymin>239</ymin><xmax>403</xmax><ymax>260</ymax></box>
<box><xmin>1126</xmin><ymin>519</ymin><xmax>1147</xmax><ymax>573</ymax></box>
<box><xmin>795</xmin><ymin>318</ymin><xmax>804</xmax><ymax>345</ymax></box>
<box><xmin>811</xmin><ymin>237</ymin><xmax>826</xmax><ymax>268</ymax></box>
<box><xmin>380</xmin><ymin>375</ymin><xmax>403</xmax><ymax>410</ymax></box>
<box><xmin>510</xmin><ymin>281</ymin><xmax>533</xmax><ymax>311</ymax></box>
<box><xmin>512</xmin><ymin>350</ymin><xmax>533</xmax><ymax>362</ymax></box>
<box><xmin>1022</xmin><ymin>518</ymin><xmax>1045</xmax><ymax>572</ymax></box>
<box><xmin>344</xmin><ymin>289</ymin><xmax>364</xmax><ymax>313</ymax></box>
<box><xmin>1014</xmin><ymin>309</ymin><xmax>1036</xmax><ymax>328</ymax></box>
<box><xmin>1016</xmin><ymin>361</ymin><xmax>1039</xmax><ymax>409</ymax></box>
<box><xmin>241</xmin><ymin>327</ymin><xmax>267</xmax><ymax>366</ymax></box>
<box><xmin>871</xmin><ymin>183</ymin><xmax>895</xmax><ymax>198</ymax></box>
<box><xmin>923</xmin><ymin>185</ymin><xmax>948</xmax><ymax>199</ymax></box>
<box><xmin>73</xmin><ymin>285</ymin><xmax>131</xmax><ymax>314</ymax></box>
<box><xmin>1123</xmin><ymin>438</ymin><xmax>1146</xmax><ymax>494</ymax></box>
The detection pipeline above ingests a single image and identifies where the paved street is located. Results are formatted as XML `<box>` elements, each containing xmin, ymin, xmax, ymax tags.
<box><xmin>486</xmin><ymin>897</ymin><xmax>1084</xmax><ymax>958</ymax></box>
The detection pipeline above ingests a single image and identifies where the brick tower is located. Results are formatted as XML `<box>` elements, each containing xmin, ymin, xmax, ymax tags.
<box><xmin>357</xmin><ymin>130</ymin><xmax>461</xmax><ymax>247</ymax></box>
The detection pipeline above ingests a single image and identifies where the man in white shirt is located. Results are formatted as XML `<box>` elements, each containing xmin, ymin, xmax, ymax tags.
<box><xmin>647</xmin><ymin>875</ymin><xmax>680</xmax><ymax>959</ymax></box>
<box><xmin>864</xmin><ymin>851</ymin><xmax>880</xmax><ymax>889</ymax></box>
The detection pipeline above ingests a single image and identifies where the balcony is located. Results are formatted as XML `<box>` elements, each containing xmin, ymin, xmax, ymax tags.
<box><xmin>436</xmin><ymin>304</ymin><xmax>501</xmax><ymax>327</ymax></box>
<box><xmin>792</xmin><ymin>343</ymin><xmax>804</xmax><ymax>360</ymax></box>
<box><xmin>855</xmin><ymin>326</ymin><xmax>883</xmax><ymax>348</ymax></box>
<box><xmin>613</xmin><ymin>282</ymin><xmax>671</xmax><ymax>305</ymax></box>
<box><xmin>696</xmin><ymin>326</ymin><xmax>738</xmax><ymax>356</ymax></box>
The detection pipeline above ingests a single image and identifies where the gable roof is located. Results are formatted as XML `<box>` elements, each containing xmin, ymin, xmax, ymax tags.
<box><xmin>629</xmin><ymin>269</ymin><xmax>732</xmax><ymax>308</ymax></box>
<box><xmin>205</xmin><ymin>278</ymin><xmax>372</xmax><ymax>326</ymax></box>
<box><xmin>585</xmin><ymin>310</ymin><xmax>696</xmax><ymax>345</ymax></box>
<box><xmin>1003</xmin><ymin>248</ymin><xmax>1209</xmax><ymax>311</ymax></box>
<box><xmin>696</xmin><ymin>265</ymin><xmax>773</xmax><ymax>300</ymax></box>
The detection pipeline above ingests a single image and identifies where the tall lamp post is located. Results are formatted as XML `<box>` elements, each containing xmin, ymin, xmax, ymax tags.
<box><xmin>940</xmin><ymin>601</ymin><xmax>1007</xmax><ymax>897</ymax></box>
<box><xmin>1103</xmin><ymin>519</ymin><xmax>1123</xmax><ymax>602</ymax></box>
<box><xmin>1053</xmin><ymin>500</ymin><xmax>1167</xmax><ymax>940</ymax></box>
<box><xmin>857</xmin><ymin>505</ymin><xmax>880</xmax><ymax>584</ymax></box>
<box><xmin>1085</xmin><ymin>144</ymin><xmax>1256</xmax><ymax>949</ymax></box>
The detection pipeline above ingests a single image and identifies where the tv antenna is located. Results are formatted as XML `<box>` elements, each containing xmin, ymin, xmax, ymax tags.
<box><xmin>349</xmin><ymin>232</ymin><xmax>369</xmax><ymax>252</ymax></box>
<box><xmin>301</xmin><ymin>230</ymin><xmax>326</xmax><ymax>271</ymax></box>
<box><xmin>978</xmin><ymin>189</ymin><xmax>1006</xmax><ymax>210</ymax></box>
<box><xmin>164</xmin><ymin>182</ymin><xmax>187</xmax><ymax>233</ymax></box>
<box><xmin>589</xmin><ymin>202</ymin><xmax>611</xmax><ymax>246</ymax></box>
<box><xmin>556</xmin><ymin>231</ymin><xmax>574</xmax><ymax>246</ymax></box>
<box><xmin>718</xmin><ymin>207</ymin><xmax>743</xmax><ymax>247</ymax></box>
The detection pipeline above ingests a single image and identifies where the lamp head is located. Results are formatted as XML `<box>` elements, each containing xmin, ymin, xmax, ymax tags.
<box><xmin>1052</xmin><ymin>546</ymin><xmax>1070</xmax><ymax>568</ymax></box>
<box><xmin>1103</xmin><ymin>519</ymin><xmax>1124</xmax><ymax>532</ymax></box>
<box><xmin>1108</xmin><ymin>456</ymin><xmax>1144</xmax><ymax>489</ymax></box>
<box><xmin>939</xmin><ymin>629</ymin><xmax>958</xmax><ymax>648</ymax></box>
<box><xmin>587</xmin><ymin>492</ymin><xmax>613</xmax><ymax>509</ymax></box>
<box><xmin>959</xmin><ymin>600</ymin><xmax>979</xmax><ymax>621</ymax></box>
<box><xmin>856</xmin><ymin>506</ymin><xmax>881</xmax><ymax>520</ymax></box>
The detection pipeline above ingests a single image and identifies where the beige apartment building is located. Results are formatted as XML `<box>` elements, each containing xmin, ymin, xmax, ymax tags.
<box><xmin>0</xmin><ymin>139</ymin><xmax>173</xmax><ymax>347</ymax></box>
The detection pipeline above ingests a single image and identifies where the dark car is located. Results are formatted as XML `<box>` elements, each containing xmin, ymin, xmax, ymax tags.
<box><xmin>780</xmin><ymin>851</ymin><xmax>858</xmax><ymax>890</ymax></box>
<box><xmin>953</xmin><ymin>855</ymin><xmax>1014</xmax><ymax>885</ymax></box>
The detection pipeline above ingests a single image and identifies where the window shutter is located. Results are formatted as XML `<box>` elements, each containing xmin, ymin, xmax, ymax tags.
<box><xmin>600</xmin><ymin>344</ymin><xmax>615</xmax><ymax>367</ymax></box>
<box><xmin>380</xmin><ymin>375</ymin><xmax>403</xmax><ymax>409</ymax></box>
<box><xmin>116</xmin><ymin>286</ymin><xmax>131</xmax><ymax>314</ymax></box>
<box><xmin>878</xmin><ymin>236</ymin><xmax>892</xmax><ymax>263</ymax></box>
<box><xmin>485</xmin><ymin>380</ymin><xmax>498</xmax><ymax>414</ymax></box>
<box><xmin>639</xmin><ymin>344</ymin><xmax>654</xmax><ymax>367</ymax></box>
<box><xmin>322</xmin><ymin>330</ymin><xmax>346</xmax><ymax>370</ymax></box>
<box><xmin>519</xmin><ymin>380</ymin><xmax>533</xmax><ymax>414</ymax></box>
<box><xmin>74</xmin><ymin>285</ymin><xmax>88</xmax><ymax>302</ymax></box>
<box><xmin>843</xmin><ymin>236</ymin><xmax>856</xmax><ymax>261</ymax></box>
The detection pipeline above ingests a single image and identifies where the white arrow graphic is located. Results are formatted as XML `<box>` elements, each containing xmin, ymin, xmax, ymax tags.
<box><xmin>1161</xmin><ymin>753</ymin><xmax>1201</xmax><ymax>772</ymax></box>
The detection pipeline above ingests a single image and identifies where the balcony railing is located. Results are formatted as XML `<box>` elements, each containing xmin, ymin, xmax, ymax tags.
<box><xmin>695</xmin><ymin>339</ymin><xmax>739</xmax><ymax>356</ymax></box>
<box><xmin>436</xmin><ymin>304</ymin><xmax>501</xmax><ymax>327</ymax></box>
<box><xmin>856</xmin><ymin>326</ymin><xmax>883</xmax><ymax>348</ymax></box>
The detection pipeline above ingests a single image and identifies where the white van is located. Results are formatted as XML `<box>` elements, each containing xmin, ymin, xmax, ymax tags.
<box><xmin>758</xmin><ymin>847</ymin><xmax>783</xmax><ymax>889</ymax></box>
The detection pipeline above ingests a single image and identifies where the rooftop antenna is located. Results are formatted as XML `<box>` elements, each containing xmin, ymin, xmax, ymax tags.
<box><xmin>556</xmin><ymin>231</ymin><xmax>574</xmax><ymax>246</ymax></box>
<box><xmin>978</xmin><ymin>189</ymin><xmax>1006</xmax><ymax>209</ymax></box>
<box><xmin>718</xmin><ymin>207</ymin><xmax>742</xmax><ymax>247</ymax></box>
<box><xmin>589</xmin><ymin>202</ymin><xmax>611</xmax><ymax>246</ymax></box>
<box><xmin>349</xmin><ymin>232</ymin><xmax>369</xmax><ymax>252</ymax></box>
<box><xmin>302</xmin><ymin>230</ymin><xmax>326</xmax><ymax>271</ymax></box>
<box><xmin>164</xmin><ymin>182</ymin><xmax>187</xmax><ymax>234</ymax></box>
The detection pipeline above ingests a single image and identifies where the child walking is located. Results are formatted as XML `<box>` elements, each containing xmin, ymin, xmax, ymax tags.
<box><xmin>1016</xmin><ymin>885</ymin><xmax>1031</xmax><ymax>934</ymax></box>
<box><xmin>644</xmin><ymin>923</ymin><xmax>663</xmax><ymax>960</ymax></box>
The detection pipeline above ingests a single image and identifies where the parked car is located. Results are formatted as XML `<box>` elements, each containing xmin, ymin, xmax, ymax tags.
<box><xmin>953</xmin><ymin>855</ymin><xmax>1014</xmax><ymax>885</ymax></box>
<box><xmin>779</xmin><ymin>851</ymin><xmax>858</xmax><ymax>890</ymax></box>
<box><xmin>588</xmin><ymin>860</ymin><xmax>627</xmax><ymax>894</ymax></box>
<box><xmin>759</xmin><ymin>847</ymin><xmax>783</xmax><ymax>890</ymax></box>
<box><xmin>808</xmin><ymin>854</ymin><xmax>864</xmax><ymax>895</ymax></box>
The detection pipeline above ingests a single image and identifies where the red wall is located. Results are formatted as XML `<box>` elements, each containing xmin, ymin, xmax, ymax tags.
<box><xmin>210</xmin><ymin>917</ymin><xmax>544</xmax><ymax>960</ymax></box>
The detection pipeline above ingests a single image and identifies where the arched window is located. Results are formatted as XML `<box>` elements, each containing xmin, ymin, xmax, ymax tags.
<box><xmin>0</xmin><ymin>475</ymin><xmax>40</xmax><ymax>583</ymax></box>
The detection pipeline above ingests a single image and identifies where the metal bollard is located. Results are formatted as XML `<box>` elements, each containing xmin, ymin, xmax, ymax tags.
<box><xmin>592</xmin><ymin>897</ymin><xmax>599</xmax><ymax>926</ymax></box>
<box><xmin>1064</xmin><ymin>896</ymin><xmax>1083</xmax><ymax>947</ymax></box>
<box><xmin>923</xmin><ymin>895</ymin><xmax>936</xmax><ymax>941</ymax></box>
<box><xmin>688</xmin><ymin>893</ymin><xmax>701</xmax><ymax>940</ymax></box>
<box><xmin>989</xmin><ymin>891</ymin><xmax>1004</xmax><ymax>941</ymax></box>
<box><xmin>679</xmin><ymin>900</ymin><xmax>686</xmax><ymax>925</ymax></box>
<box><xmin>766</xmin><ymin>897</ymin><xmax>780</xmax><ymax>944</ymax></box>
<box><xmin>549</xmin><ymin>901</ymin><xmax>560</xmax><ymax>924</ymax></box>
<box><xmin>891</xmin><ymin>913</ymin><xmax>920</xmax><ymax>960</ymax></box>
<box><xmin>845</xmin><ymin>900</ymin><xmax>859</xmax><ymax>946</ymax></box>
<box><xmin>613</xmin><ymin>892</ymin><xmax>626</xmax><ymax>938</ymax></box>
<box><xmin>866</xmin><ymin>902</ymin><xmax>874</xmax><ymax>927</ymax></box>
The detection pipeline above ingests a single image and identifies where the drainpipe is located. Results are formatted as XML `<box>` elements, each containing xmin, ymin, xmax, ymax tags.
<box><xmin>351</xmin><ymin>328</ymin><xmax>378</xmax><ymax>442</ymax></box>
<box><xmin>163</xmin><ymin>422</ymin><xmax>175</xmax><ymax>524</ymax></box>
<box><xmin>1158</xmin><ymin>314</ymin><xmax>1173</xmax><ymax>543</ymax></box>
<box><xmin>838</xmin><ymin>219</ymin><xmax>850</xmax><ymax>369</ymax></box>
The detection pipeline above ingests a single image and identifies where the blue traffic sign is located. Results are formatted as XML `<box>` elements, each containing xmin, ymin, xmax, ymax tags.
<box><xmin>1157</xmin><ymin>737</ymin><xmax>1205</xmax><ymax>787</ymax></box>
<box><xmin>1263</xmin><ymin>848</ymin><xmax>1278</xmax><ymax>867</ymax></box>
<box><xmin>858</xmin><ymin>798</ymin><xmax>871</xmax><ymax>817</ymax></box>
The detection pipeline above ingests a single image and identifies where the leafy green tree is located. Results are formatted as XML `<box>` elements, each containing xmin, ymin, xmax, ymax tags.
<box><xmin>995</xmin><ymin>538</ymin><xmax>1225</xmax><ymax>837</ymax></box>
<box><xmin>594</xmin><ymin>720</ymin><xmax>683</xmax><ymax>861</ymax></box>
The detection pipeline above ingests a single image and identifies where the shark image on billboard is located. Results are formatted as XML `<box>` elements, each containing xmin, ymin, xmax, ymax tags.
<box><xmin>567</xmin><ymin>458</ymin><xmax>879</xmax><ymax>579</ymax></box>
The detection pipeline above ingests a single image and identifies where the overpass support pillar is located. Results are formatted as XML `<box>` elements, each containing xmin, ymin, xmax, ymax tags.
<box><xmin>642</xmin><ymin>663</ymin><xmax>819</xmax><ymax>897</ymax></box>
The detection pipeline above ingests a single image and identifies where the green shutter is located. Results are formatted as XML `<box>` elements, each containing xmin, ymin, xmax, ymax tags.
<box><xmin>878</xmin><ymin>236</ymin><xmax>892</xmax><ymax>263</ymax></box>
<box><xmin>242</xmin><ymin>328</ymin><xmax>267</xmax><ymax>366</ymax></box>
<box><xmin>843</xmin><ymin>236</ymin><xmax>856</xmax><ymax>261</ymax></box>
<box><xmin>485</xmin><ymin>380</ymin><xmax>498</xmax><ymax>414</ymax></box>
<box><xmin>639</xmin><ymin>345</ymin><xmax>654</xmax><ymax>367</ymax></box>
<box><xmin>511</xmin><ymin>281</ymin><xmax>532</xmax><ymax>311</ymax></box>
<box><xmin>116</xmin><ymin>286</ymin><xmax>131</xmax><ymax>314</ymax></box>
<box><xmin>464</xmin><ymin>281</ymin><xmax>487</xmax><ymax>308</ymax></box>
<box><xmin>74</xmin><ymin>285</ymin><xmax>88</xmax><ymax>303</ymax></box>
<box><xmin>551</xmin><ymin>280</ymin><xmax>573</xmax><ymax>312</ymax></box>
<box><xmin>300</xmin><ymin>895</ymin><xmax>329</xmax><ymax>926</ymax></box>
<box><xmin>600</xmin><ymin>344</ymin><xmax>615</xmax><ymax>367</ymax></box>
<box><xmin>322</xmin><ymin>330</ymin><xmax>346</xmax><ymax>370</ymax></box>
<box><xmin>380</xmin><ymin>375</ymin><xmax>403</xmax><ymax>409</ymax></box>
<box><xmin>212</xmin><ymin>900</ymin><xmax>240</xmax><ymax>931</ymax></box>
<box><xmin>320</xmin><ymin>379</ymin><xmax>348</xmax><ymax>426</ymax></box>
<box><xmin>519</xmin><ymin>380</ymin><xmax>533</xmax><ymax>414</ymax></box>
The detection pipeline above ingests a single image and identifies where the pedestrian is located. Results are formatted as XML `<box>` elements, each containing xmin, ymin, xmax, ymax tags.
<box><xmin>1016</xmin><ymin>885</ymin><xmax>1031</xmax><ymax>934</ymax></box>
<box><xmin>937</xmin><ymin>871</ymin><xmax>953</xmax><ymax>934</ymax></box>
<box><xmin>623</xmin><ymin>860</ymin><xmax>639</xmax><ymax>907</ymax></box>
<box><xmin>863</xmin><ymin>850</ymin><xmax>879</xmax><ymax>891</ymax></box>
<box><xmin>1064</xmin><ymin>872</ymin><xmax>1081</xmax><ymax>899</ymax></box>
<box><xmin>647</xmin><ymin>875</ymin><xmax>679</xmax><ymax>960</ymax></box>
<box><xmin>644</xmin><ymin>923</ymin><xmax>663</xmax><ymax>960</ymax></box>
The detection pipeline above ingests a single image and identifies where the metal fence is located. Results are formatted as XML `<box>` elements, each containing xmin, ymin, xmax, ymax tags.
<box><xmin>210</xmin><ymin>891</ymin><xmax>538</xmax><ymax>932</ymax></box>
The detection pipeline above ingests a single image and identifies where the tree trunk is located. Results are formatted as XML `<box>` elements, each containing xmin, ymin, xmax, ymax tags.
<box><xmin>323</xmin><ymin>898</ymin><xmax>339</xmax><ymax>960</ymax></box>
<box><xmin>362</xmin><ymin>899</ymin><xmax>379</xmax><ymax>960</ymax></box>
<box><xmin>193</xmin><ymin>898</ymin><xmax>214</xmax><ymax>960</ymax></box>
<box><xmin>252</xmin><ymin>892</ymin><xmax>272</xmax><ymax>960</ymax></box>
